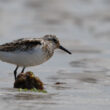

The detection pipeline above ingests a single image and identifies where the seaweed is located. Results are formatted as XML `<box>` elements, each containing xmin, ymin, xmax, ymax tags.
<box><xmin>14</xmin><ymin>71</ymin><xmax>44</xmax><ymax>91</ymax></box>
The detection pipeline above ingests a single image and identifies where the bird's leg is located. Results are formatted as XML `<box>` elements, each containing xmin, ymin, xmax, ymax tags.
<box><xmin>21</xmin><ymin>67</ymin><xmax>25</xmax><ymax>73</ymax></box>
<box><xmin>14</xmin><ymin>66</ymin><xmax>19</xmax><ymax>80</ymax></box>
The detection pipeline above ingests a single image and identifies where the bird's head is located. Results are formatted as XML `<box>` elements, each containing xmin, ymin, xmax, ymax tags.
<box><xmin>43</xmin><ymin>35</ymin><xmax>72</xmax><ymax>54</ymax></box>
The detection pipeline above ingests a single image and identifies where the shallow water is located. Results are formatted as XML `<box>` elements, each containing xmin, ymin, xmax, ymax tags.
<box><xmin>0</xmin><ymin>0</ymin><xmax>110</xmax><ymax>110</ymax></box>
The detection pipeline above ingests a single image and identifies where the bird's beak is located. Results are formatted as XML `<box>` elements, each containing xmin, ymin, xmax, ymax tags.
<box><xmin>59</xmin><ymin>45</ymin><xmax>72</xmax><ymax>54</ymax></box>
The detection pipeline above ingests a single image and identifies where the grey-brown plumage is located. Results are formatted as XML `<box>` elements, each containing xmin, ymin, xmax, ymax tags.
<box><xmin>0</xmin><ymin>38</ymin><xmax>41</xmax><ymax>52</ymax></box>
<box><xmin>0</xmin><ymin>35</ymin><xmax>72</xmax><ymax>80</ymax></box>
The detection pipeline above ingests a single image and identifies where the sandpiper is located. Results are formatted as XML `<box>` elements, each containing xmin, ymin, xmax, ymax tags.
<box><xmin>0</xmin><ymin>35</ymin><xmax>71</xmax><ymax>80</ymax></box>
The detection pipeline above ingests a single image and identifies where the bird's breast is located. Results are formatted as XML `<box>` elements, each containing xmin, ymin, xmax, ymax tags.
<box><xmin>0</xmin><ymin>45</ymin><xmax>54</xmax><ymax>67</ymax></box>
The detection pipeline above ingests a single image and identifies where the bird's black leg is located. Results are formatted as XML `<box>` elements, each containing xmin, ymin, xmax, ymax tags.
<box><xmin>21</xmin><ymin>67</ymin><xmax>25</xmax><ymax>73</ymax></box>
<box><xmin>14</xmin><ymin>66</ymin><xmax>19</xmax><ymax>80</ymax></box>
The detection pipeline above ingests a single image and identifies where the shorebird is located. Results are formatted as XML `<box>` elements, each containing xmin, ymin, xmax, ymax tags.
<box><xmin>0</xmin><ymin>35</ymin><xmax>71</xmax><ymax>80</ymax></box>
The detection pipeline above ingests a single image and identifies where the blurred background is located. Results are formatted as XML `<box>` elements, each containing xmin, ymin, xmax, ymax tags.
<box><xmin>1</xmin><ymin>0</ymin><xmax>110</xmax><ymax>47</ymax></box>
<box><xmin>1</xmin><ymin>0</ymin><xmax>110</xmax><ymax>110</ymax></box>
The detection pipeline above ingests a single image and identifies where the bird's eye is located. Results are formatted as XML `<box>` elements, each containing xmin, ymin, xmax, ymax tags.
<box><xmin>52</xmin><ymin>38</ymin><xmax>57</xmax><ymax>43</ymax></box>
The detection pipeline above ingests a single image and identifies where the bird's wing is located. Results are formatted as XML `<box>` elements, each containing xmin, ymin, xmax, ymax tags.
<box><xmin>0</xmin><ymin>38</ymin><xmax>42</xmax><ymax>52</ymax></box>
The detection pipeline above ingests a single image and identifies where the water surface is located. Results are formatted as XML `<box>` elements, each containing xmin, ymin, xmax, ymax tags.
<box><xmin>0</xmin><ymin>0</ymin><xmax>110</xmax><ymax>110</ymax></box>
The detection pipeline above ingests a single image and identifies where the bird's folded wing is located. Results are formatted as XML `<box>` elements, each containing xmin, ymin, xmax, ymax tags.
<box><xmin>0</xmin><ymin>38</ymin><xmax>42</xmax><ymax>52</ymax></box>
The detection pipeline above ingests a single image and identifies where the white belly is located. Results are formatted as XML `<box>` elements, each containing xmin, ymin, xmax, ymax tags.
<box><xmin>0</xmin><ymin>47</ymin><xmax>51</xmax><ymax>67</ymax></box>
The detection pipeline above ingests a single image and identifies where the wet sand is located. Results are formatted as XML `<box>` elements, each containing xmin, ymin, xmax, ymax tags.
<box><xmin>0</xmin><ymin>0</ymin><xmax>110</xmax><ymax>110</ymax></box>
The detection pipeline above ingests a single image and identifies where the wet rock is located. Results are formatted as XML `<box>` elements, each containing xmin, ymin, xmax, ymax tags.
<box><xmin>14</xmin><ymin>71</ymin><xmax>44</xmax><ymax>90</ymax></box>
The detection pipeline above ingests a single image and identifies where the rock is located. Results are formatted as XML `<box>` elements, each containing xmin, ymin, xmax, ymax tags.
<box><xmin>14</xmin><ymin>71</ymin><xmax>44</xmax><ymax>90</ymax></box>
<box><xmin>55</xmin><ymin>82</ymin><xmax>66</xmax><ymax>85</ymax></box>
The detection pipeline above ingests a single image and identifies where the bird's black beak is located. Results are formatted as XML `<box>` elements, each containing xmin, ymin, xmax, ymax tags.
<box><xmin>59</xmin><ymin>45</ymin><xmax>72</xmax><ymax>54</ymax></box>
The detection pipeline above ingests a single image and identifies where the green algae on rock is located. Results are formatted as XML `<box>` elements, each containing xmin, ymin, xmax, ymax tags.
<box><xmin>14</xmin><ymin>71</ymin><xmax>44</xmax><ymax>90</ymax></box>
<box><xmin>18</xmin><ymin>88</ymin><xmax>47</xmax><ymax>93</ymax></box>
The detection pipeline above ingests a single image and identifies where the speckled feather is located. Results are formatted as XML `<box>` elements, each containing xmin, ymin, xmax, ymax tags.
<box><xmin>0</xmin><ymin>38</ymin><xmax>42</xmax><ymax>51</ymax></box>
<box><xmin>0</xmin><ymin>35</ymin><xmax>58</xmax><ymax>66</ymax></box>
<box><xmin>0</xmin><ymin>35</ymin><xmax>71</xmax><ymax>81</ymax></box>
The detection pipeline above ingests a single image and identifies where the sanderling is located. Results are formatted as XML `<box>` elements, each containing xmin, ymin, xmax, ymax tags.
<box><xmin>0</xmin><ymin>35</ymin><xmax>71</xmax><ymax>80</ymax></box>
